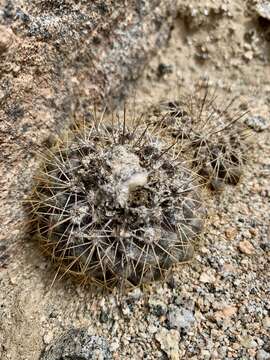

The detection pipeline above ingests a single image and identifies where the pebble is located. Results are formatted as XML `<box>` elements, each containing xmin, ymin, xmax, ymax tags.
<box><xmin>257</xmin><ymin>349</ymin><xmax>270</xmax><ymax>360</ymax></box>
<box><xmin>249</xmin><ymin>348</ymin><xmax>257</xmax><ymax>358</ymax></box>
<box><xmin>167</xmin><ymin>306</ymin><xmax>195</xmax><ymax>331</ymax></box>
<box><xmin>155</xmin><ymin>328</ymin><xmax>180</xmax><ymax>360</ymax></box>
<box><xmin>157</xmin><ymin>62</ymin><xmax>173</xmax><ymax>77</ymax></box>
<box><xmin>222</xmin><ymin>305</ymin><xmax>237</xmax><ymax>318</ymax></box>
<box><xmin>43</xmin><ymin>331</ymin><xmax>54</xmax><ymax>345</ymax></box>
<box><xmin>148</xmin><ymin>297</ymin><xmax>167</xmax><ymax>316</ymax></box>
<box><xmin>128</xmin><ymin>288</ymin><xmax>143</xmax><ymax>301</ymax></box>
<box><xmin>249</xmin><ymin>228</ymin><xmax>258</xmax><ymax>236</ymax></box>
<box><xmin>0</xmin><ymin>25</ymin><xmax>14</xmax><ymax>54</ymax></box>
<box><xmin>256</xmin><ymin>2</ymin><xmax>270</xmax><ymax>21</ymax></box>
<box><xmin>238</xmin><ymin>240</ymin><xmax>255</xmax><ymax>255</ymax></box>
<box><xmin>222</xmin><ymin>263</ymin><xmax>236</xmax><ymax>277</ymax></box>
<box><xmin>245</xmin><ymin>116</ymin><xmax>269</xmax><ymax>132</ymax></box>
<box><xmin>199</xmin><ymin>271</ymin><xmax>216</xmax><ymax>283</ymax></box>
<box><xmin>240</xmin><ymin>336</ymin><xmax>257</xmax><ymax>349</ymax></box>
<box><xmin>110</xmin><ymin>340</ymin><xmax>120</xmax><ymax>352</ymax></box>
<box><xmin>262</xmin><ymin>316</ymin><xmax>270</xmax><ymax>329</ymax></box>
<box><xmin>243</xmin><ymin>50</ymin><xmax>253</xmax><ymax>61</ymax></box>
<box><xmin>0</xmin><ymin>89</ymin><xmax>5</xmax><ymax>101</ymax></box>
<box><xmin>148</xmin><ymin>324</ymin><xmax>158</xmax><ymax>334</ymax></box>
<box><xmin>225</xmin><ymin>227</ymin><xmax>237</xmax><ymax>240</ymax></box>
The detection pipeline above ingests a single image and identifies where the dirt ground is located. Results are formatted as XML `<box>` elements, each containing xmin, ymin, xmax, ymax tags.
<box><xmin>0</xmin><ymin>0</ymin><xmax>270</xmax><ymax>359</ymax></box>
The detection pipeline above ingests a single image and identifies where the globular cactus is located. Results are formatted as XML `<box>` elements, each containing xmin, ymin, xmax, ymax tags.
<box><xmin>148</xmin><ymin>83</ymin><xmax>250</xmax><ymax>191</ymax></box>
<box><xmin>29</xmin><ymin>110</ymin><xmax>205</xmax><ymax>289</ymax></box>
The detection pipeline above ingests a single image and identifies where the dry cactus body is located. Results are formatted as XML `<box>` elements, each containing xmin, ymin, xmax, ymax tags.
<box><xmin>192</xmin><ymin>132</ymin><xmax>245</xmax><ymax>191</ymax></box>
<box><xmin>30</xmin><ymin>113</ymin><xmax>205</xmax><ymax>289</ymax></box>
<box><xmin>148</xmin><ymin>86</ymin><xmax>250</xmax><ymax>191</ymax></box>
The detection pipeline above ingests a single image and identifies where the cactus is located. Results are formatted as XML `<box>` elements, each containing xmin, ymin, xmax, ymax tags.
<box><xmin>29</xmin><ymin>110</ymin><xmax>205</xmax><ymax>289</ymax></box>
<box><xmin>148</xmin><ymin>82</ymin><xmax>250</xmax><ymax>191</ymax></box>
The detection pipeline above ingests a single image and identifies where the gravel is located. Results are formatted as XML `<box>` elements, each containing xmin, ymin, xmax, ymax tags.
<box><xmin>40</xmin><ymin>329</ymin><xmax>112</xmax><ymax>360</ymax></box>
<box><xmin>167</xmin><ymin>306</ymin><xmax>195</xmax><ymax>332</ymax></box>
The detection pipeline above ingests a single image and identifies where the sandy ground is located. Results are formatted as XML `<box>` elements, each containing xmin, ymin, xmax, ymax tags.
<box><xmin>0</xmin><ymin>1</ymin><xmax>270</xmax><ymax>359</ymax></box>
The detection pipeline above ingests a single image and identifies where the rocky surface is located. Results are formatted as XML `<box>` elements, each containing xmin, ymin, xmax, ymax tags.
<box><xmin>0</xmin><ymin>0</ymin><xmax>270</xmax><ymax>359</ymax></box>
<box><xmin>40</xmin><ymin>329</ymin><xmax>112</xmax><ymax>360</ymax></box>
<box><xmin>245</xmin><ymin>115</ymin><xmax>269</xmax><ymax>132</ymax></box>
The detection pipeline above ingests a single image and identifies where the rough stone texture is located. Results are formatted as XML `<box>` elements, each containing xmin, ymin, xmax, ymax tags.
<box><xmin>0</xmin><ymin>0</ymin><xmax>177</xmax><ymax>244</ymax></box>
<box><xmin>256</xmin><ymin>1</ymin><xmax>270</xmax><ymax>21</ymax></box>
<box><xmin>40</xmin><ymin>328</ymin><xmax>112</xmax><ymax>360</ymax></box>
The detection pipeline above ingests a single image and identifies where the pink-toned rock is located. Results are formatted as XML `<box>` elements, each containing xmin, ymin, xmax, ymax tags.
<box><xmin>214</xmin><ymin>305</ymin><xmax>237</xmax><ymax>321</ymax></box>
<box><xmin>225</xmin><ymin>227</ymin><xmax>237</xmax><ymax>240</ymax></box>
<box><xmin>0</xmin><ymin>25</ymin><xmax>14</xmax><ymax>53</ymax></box>
<box><xmin>238</xmin><ymin>240</ymin><xmax>255</xmax><ymax>255</ymax></box>
<box><xmin>222</xmin><ymin>305</ymin><xmax>238</xmax><ymax>317</ymax></box>
<box><xmin>199</xmin><ymin>272</ymin><xmax>216</xmax><ymax>283</ymax></box>
<box><xmin>222</xmin><ymin>263</ymin><xmax>236</xmax><ymax>273</ymax></box>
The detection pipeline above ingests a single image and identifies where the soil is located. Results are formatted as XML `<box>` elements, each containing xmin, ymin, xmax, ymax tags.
<box><xmin>0</xmin><ymin>1</ymin><xmax>270</xmax><ymax>359</ymax></box>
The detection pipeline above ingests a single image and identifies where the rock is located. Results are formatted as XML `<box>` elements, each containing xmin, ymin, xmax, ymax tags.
<box><xmin>221</xmin><ymin>263</ymin><xmax>236</xmax><ymax>277</ymax></box>
<box><xmin>245</xmin><ymin>116</ymin><xmax>269</xmax><ymax>132</ymax></box>
<box><xmin>157</xmin><ymin>62</ymin><xmax>173</xmax><ymax>77</ymax></box>
<box><xmin>167</xmin><ymin>306</ymin><xmax>195</xmax><ymax>332</ymax></box>
<box><xmin>40</xmin><ymin>328</ymin><xmax>112</xmax><ymax>360</ymax></box>
<box><xmin>109</xmin><ymin>340</ymin><xmax>120</xmax><ymax>352</ymax></box>
<box><xmin>221</xmin><ymin>306</ymin><xmax>237</xmax><ymax>317</ymax></box>
<box><xmin>225</xmin><ymin>227</ymin><xmax>237</xmax><ymax>240</ymax></box>
<box><xmin>243</xmin><ymin>50</ymin><xmax>253</xmax><ymax>61</ymax></box>
<box><xmin>155</xmin><ymin>328</ymin><xmax>180</xmax><ymax>360</ymax></box>
<box><xmin>257</xmin><ymin>349</ymin><xmax>270</xmax><ymax>360</ymax></box>
<box><xmin>238</xmin><ymin>240</ymin><xmax>255</xmax><ymax>255</ymax></box>
<box><xmin>240</xmin><ymin>336</ymin><xmax>257</xmax><ymax>349</ymax></box>
<box><xmin>0</xmin><ymin>244</ymin><xmax>10</xmax><ymax>268</ymax></box>
<box><xmin>249</xmin><ymin>349</ymin><xmax>257</xmax><ymax>358</ymax></box>
<box><xmin>128</xmin><ymin>288</ymin><xmax>143</xmax><ymax>301</ymax></box>
<box><xmin>149</xmin><ymin>297</ymin><xmax>168</xmax><ymax>317</ymax></box>
<box><xmin>210</xmin><ymin>178</ymin><xmax>226</xmax><ymax>192</ymax></box>
<box><xmin>0</xmin><ymin>25</ymin><xmax>14</xmax><ymax>54</ymax></box>
<box><xmin>256</xmin><ymin>2</ymin><xmax>270</xmax><ymax>21</ymax></box>
<box><xmin>214</xmin><ymin>305</ymin><xmax>237</xmax><ymax>321</ymax></box>
<box><xmin>199</xmin><ymin>271</ymin><xmax>216</xmax><ymax>283</ymax></box>
<box><xmin>43</xmin><ymin>331</ymin><xmax>54</xmax><ymax>345</ymax></box>
<box><xmin>148</xmin><ymin>324</ymin><xmax>158</xmax><ymax>334</ymax></box>
<box><xmin>262</xmin><ymin>316</ymin><xmax>270</xmax><ymax>329</ymax></box>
